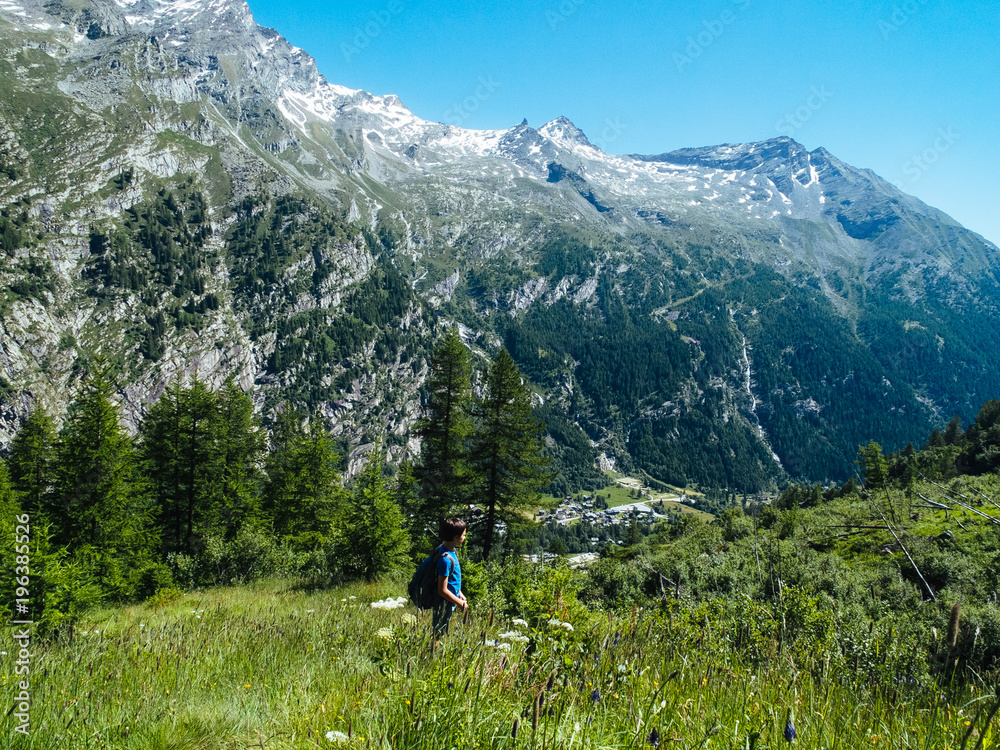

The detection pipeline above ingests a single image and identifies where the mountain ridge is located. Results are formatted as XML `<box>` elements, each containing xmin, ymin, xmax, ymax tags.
<box><xmin>1</xmin><ymin>0</ymin><xmax>999</xmax><ymax>489</ymax></box>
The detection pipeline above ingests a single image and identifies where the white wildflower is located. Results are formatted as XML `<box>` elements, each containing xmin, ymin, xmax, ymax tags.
<box><xmin>494</xmin><ymin>642</ymin><xmax>512</xmax><ymax>651</ymax></box>
<box><xmin>561</xmin><ymin>622</ymin><xmax>574</xmax><ymax>632</ymax></box>
<box><xmin>512</xmin><ymin>618</ymin><xmax>528</xmax><ymax>627</ymax></box>
<box><xmin>617</xmin><ymin>663</ymin><xmax>628</xmax><ymax>673</ymax></box>
<box><xmin>548</xmin><ymin>618</ymin><xmax>563</xmax><ymax>627</ymax></box>
<box><xmin>326</xmin><ymin>730</ymin><xmax>349</xmax><ymax>743</ymax></box>
<box><xmin>377</xmin><ymin>627</ymin><xmax>395</xmax><ymax>641</ymax></box>
<box><xmin>371</xmin><ymin>597</ymin><xmax>406</xmax><ymax>610</ymax></box>
<box><xmin>402</xmin><ymin>613</ymin><xmax>418</xmax><ymax>626</ymax></box>
<box><xmin>498</xmin><ymin>631</ymin><xmax>529</xmax><ymax>643</ymax></box>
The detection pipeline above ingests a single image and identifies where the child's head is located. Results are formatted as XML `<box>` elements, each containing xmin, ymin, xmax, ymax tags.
<box><xmin>441</xmin><ymin>517</ymin><xmax>468</xmax><ymax>544</ymax></box>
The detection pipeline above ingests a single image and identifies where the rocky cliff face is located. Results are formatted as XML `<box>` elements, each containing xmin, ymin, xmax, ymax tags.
<box><xmin>1</xmin><ymin>0</ymin><xmax>998</xmax><ymax>487</ymax></box>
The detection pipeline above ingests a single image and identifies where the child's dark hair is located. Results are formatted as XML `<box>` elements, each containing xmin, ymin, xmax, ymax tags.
<box><xmin>441</xmin><ymin>517</ymin><xmax>467</xmax><ymax>542</ymax></box>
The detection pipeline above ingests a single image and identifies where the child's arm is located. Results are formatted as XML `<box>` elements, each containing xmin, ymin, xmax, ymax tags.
<box><xmin>437</xmin><ymin>576</ymin><xmax>467</xmax><ymax>610</ymax></box>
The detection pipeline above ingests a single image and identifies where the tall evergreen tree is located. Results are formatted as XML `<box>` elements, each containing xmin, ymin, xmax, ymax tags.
<box><xmin>393</xmin><ymin>458</ymin><xmax>420</xmax><ymax>532</ymax></box>
<box><xmin>140</xmin><ymin>378</ymin><xmax>223</xmax><ymax>554</ymax></box>
<box><xmin>263</xmin><ymin>409</ymin><xmax>343</xmax><ymax>537</ymax></box>
<box><xmin>140</xmin><ymin>381</ymin><xmax>185</xmax><ymax>552</ymax></box>
<box><xmin>7</xmin><ymin>405</ymin><xmax>55</xmax><ymax>517</ymax></box>
<box><xmin>216</xmin><ymin>377</ymin><xmax>266</xmax><ymax>537</ymax></box>
<box><xmin>856</xmin><ymin>440</ymin><xmax>899</xmax><ymax>523</ymax></box>
<box><xmin>468</xmin><ymin>349</ymin><xmax>554</xmax><ymax>561</ymax></box>
<box><xmin>415</xmin><ymin>327</ymin><xmax>474</xmax><ymax>544</ymax></box>
<box><xmin>943</xmin><ymin>415</ymin><xmax>965</xmax><ymax>446</ymax></box>
<box><xmin>959</xmin><ymin>400</ymin><xmax>1000</xmax><ymax>474</ymax></box>
<box><xmin>52</xmin><ymin>366</ymin><xmax>156</xmax><ymax>596</ymax></box>
<box><xmin>338</xmin><ymin>445</ymin><xmax>411</xmax><ymax>580</ymax></box>
<box><xmin>923</xmin><ymin>429</ymin><xmax>946</xmax><ymax>450</ymax></box>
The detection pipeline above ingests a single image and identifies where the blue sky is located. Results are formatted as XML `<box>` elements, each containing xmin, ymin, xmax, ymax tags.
<box><xmin>244</xmin><ymin>0</ymin><xmax>999</xmax><ymax>246</ymax></box>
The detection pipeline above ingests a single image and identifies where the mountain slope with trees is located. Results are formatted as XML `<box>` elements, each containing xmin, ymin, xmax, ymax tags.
<box><xmin>0</xmin><ymin>0</ymin><xmax>998</xmax><ymax>492</ymax></box>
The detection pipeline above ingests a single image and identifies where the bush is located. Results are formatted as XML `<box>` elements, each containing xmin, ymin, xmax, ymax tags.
<box><xmin>717</xmin><ymin>507</ymin><xmax>754</xmax><ymax>542</ymax></box>
<box><xmin>135</xmin><ymin>562</ymin><xmax>176</xmax><ymax>600</ymax></box>
<box><xmin>167</xmin><ymin>528</ymin><xmax>316</xmax><ymax>588</ymax></box>
<box><xmin>35</xmin><ymin>548</ymin><xmax>104</xmax><ymax>635</ymax></box>
<box><xmin>145</xmin><ymin>586</ymin><xmax>183</xmax><ymax>608</ymax></box>
<box><xmin>961</xmin><ymin>602</ymin><xmax>1000</xmax><ymax>672</ymax></box>
<box><xmin>580</xmin><ymin>557</ymin><xmax>652</xmax><ymax>608</ymax></box>
<box><xmin>461</xmin><ymin>559</ymin><xmax>487</xmax><ymax>602</ymax></box>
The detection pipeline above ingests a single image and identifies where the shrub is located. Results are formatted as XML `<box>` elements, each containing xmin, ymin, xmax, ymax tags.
<box><xmin>717</xmin><ymin>507</ymin><xmax>754</xmax><ymax>542</ymax></box>
<box><xmin>135</xmin><ymin>562</ymin><xmax>176</xmax><ymax>600</ymax></box>
<box><xmin>167</xmin><ymin>528</ymin><xmax>312</xmax><ymax>588</ymax></box>
<box><xmin>145</xmin><ymin>586</ymin><xmax>183</xmax><ymax>608</ymax></box>
<box><xmin>580</xmin><ymin>557</ymin><xmax>652</xmax><ymax>608</ymax></box>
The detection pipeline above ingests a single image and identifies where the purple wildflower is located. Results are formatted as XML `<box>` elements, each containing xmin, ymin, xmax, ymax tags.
<box><xmin>647</xmin><ymin>728</ymin><xmax>660</xmax><ymax>747</ymax></box>
<box><xmin>784</xmin><ymin>710</ymin><xmax>796</xmax><ymax>743</ymax></box>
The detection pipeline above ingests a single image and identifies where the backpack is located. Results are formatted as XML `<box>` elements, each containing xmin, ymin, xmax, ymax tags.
<box><xmin>408</xmin><ymin>547</ymin><xmax>447</xmax><ymax>610</ymax></box>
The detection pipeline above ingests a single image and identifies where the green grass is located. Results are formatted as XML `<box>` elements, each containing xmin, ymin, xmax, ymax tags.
<box><xmin>1</xmin><ymin>576</ymin><xmax>995</xmax><ymax>749</ymax></box>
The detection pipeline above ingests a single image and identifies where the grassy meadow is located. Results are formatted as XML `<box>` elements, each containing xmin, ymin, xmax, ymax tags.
<box><xmin>1</xmin><ymin>573</ymin><xmax>996</xmax><ymax>750</ymax></box>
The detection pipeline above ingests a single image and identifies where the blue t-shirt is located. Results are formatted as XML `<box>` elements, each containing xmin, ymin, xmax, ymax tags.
<box><xmin>435</xmin><ymin>545</ymin><xmax>461</xmax><ymax>597</ymax></box>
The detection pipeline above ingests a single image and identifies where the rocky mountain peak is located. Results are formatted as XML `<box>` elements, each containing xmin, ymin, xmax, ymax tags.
<box><xmin>642</xmin><ymin>136</ymin><xmax>811</xmax><ymax>171</ymax></box>
<box><xmin>539</xmin><ymin>116</ymin><xmax>593</xmax><ymax>149</ymax></box>
<box><xmin>2</xmin><ymin>0</ymin><xmax>999</xmax><ymax>489</ymax></box>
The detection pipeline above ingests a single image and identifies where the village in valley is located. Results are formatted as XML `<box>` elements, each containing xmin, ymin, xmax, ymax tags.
<box><xmin>519</xmin><ymin>474</ymin><xmax>711</xmax><ymax>565</ymax></box>
<box><xmin>537</xmin><ymin>475</ymin><xmax>697</xmax><ymax>527</ymax></box>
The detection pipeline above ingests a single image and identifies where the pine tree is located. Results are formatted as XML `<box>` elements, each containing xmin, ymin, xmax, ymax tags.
<box><xmin>7</xmin><ymin>405</ymin><xmax>56</xmax><ymax>517</ymax></box>
<box><xmin>857</xmin><ymin>440</ymin><xmax>898</xmax><ymax>523</ymax></box>
<box><xmin>52</xmin><ymin>366</ymin><xmax>156</xmax><ymax>597</ymax></box>
<box><xmin>857</xmin><ymin>441</ymin><xmax>888</xmax><ymax>491</ymax></box>
<box><xmin>415</xmin><ymin>327</ymin><xmax>474</xmax><ymax>543</ymax></box>
<box><xmin>140</xmin><ymin>381</ymin><xmax>185</xmax><ymax>552</ymax></box>
<box><xmin>468</xmin><ymin>349</ymin><xmax>554</xmax><ymax>561</ymax></box>
<box><xmin>177</xmin><ymin>379</ymin><xmax>223</xmax><ymax>550</ymax></box>
<box><xmin>140</xmin><ymin>378</ymin><xmax>224</xmax><ymax>554</ymax></box>
<box><xmin>2</xmin><ymin>459</ymin><xmax>103</xmax><ymax>630</ymax></box>
<box><xmin>547</xmin><ymin>536</ymin><xmax>568</xmax><ymax>558</ymax></box>
<box><xmin>923</xmin><ymin>429</ymin><xmax>946</xmax><ymax>450</ymax></box>
<box><xmin>626</xmin><ymin>513</ymin><xmax>643</xmax><ymax>547</ymax></box>
<box><xmin>393</xmin><ymin>458</ymin><xmax>421</xmax><ymax>541</ymax></box>
<box><xmin>959</xmin><ymin>400</ymin><xmax>1000</xmax><ymax>474</ymax></box>
<box><xmin>263</xmin><ymin>409</ymin><xmax>343</xmax><ymax>538</ymax></box>
<box><xmin>943</xmin><ymin>415</ymin><xmax>965</xmax><ymax>446</ymax></box>
<box><xmin>338</xmin><ymin>445</ymin><xmax>410</xmax><ymax>579</ymax></box>
<box><xmin>215</xmin><ymin>377</ymin><xmax>265</xmax><ymax>537</ymax></box>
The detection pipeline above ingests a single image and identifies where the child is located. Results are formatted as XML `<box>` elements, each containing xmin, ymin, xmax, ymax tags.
<box><xmin>433</xmin><ymin>517</ymin><xmax>468</xmax><ymax>636</ymax></box>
